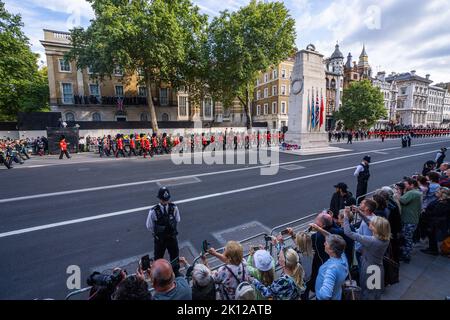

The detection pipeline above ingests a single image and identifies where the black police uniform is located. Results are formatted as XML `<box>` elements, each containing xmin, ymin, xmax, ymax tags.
<box><xmin>356</xmin><ymin>162</ymin><xmax>370</xmax><ymax>204</ymax></box>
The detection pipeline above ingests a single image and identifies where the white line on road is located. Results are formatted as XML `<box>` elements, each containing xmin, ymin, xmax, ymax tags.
<box><xmin>0</xmin><ymin>139</ymin><xmax>447</xmax><ymax>204</ymax></box>
<box><xmin>0</xmin><ymin>148</ymin><xmax>439</xmax><ymax>239</ymax></box>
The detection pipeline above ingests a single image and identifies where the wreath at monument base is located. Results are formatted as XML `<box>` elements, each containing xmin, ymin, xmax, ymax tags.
<box><xmin>280</xmin><ymin>142</ymin><xmax>300</xmax><ymax>150</ymax></box>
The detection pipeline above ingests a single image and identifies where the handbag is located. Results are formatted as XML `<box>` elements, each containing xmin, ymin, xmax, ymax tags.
<box><xmin>342</xmin><ymin>269</ymin><xmax>361</xmax><ymax>300</ymax></box>
<box><xmin>383</xmin><ymin>244</ymin><xmax>400</xmax><ymax>286</ymax></box>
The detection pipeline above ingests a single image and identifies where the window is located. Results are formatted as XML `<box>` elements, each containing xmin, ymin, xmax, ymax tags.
<box><xmin>178</xmin><ymin>95</ymin><xmax>188</xmax><ymax>117</ymax></box>
<box><xmin>65</xmin><ymin>112</ymin><xmax>75</xmax><ymax>121</ymax></box>
<box><xmin>264</xmin><ymin>73</ymin><xmax>269</xmax><ymax>83</ymax></box>
<box><xmin>257</xmin><ymin>90</ymin><xmax>261</xmax><ymax>100</ymax></box>
<box><xmin>289</xmin><ymin>71</ymin><xmax>293</xmax><ymax>80</ymax></box>
<box><xmin>114</xmin><ymin>67</ymin><xmax>123</xmax><ymax>76</ymax></box>
<box><xmin>272</xmin><ymin>85</ymin><xmax>277</xmax><ymax>96</ymax></box>
<box><xmin>281</xmin><ymin>69</ymin><xmax>286</xmax><ymax>79</ymax></box>
<box><xmin>353</xmin><ymin>74</ymin><xmax>358</xmax><ymax>80</ymax></box>
<box><xmin>92</xmin><ymin>112</ymin><xmax>101</xmax><ymax>121</ymax></box>
<box><xmin>138</xmin><ymin>86</ymin><xmax>147</xmax><ymax>97</ymax></box>
<box><xmin>62</xmin><ymin>83</ymin><xmax>73</xmax><ymax>104</ymax></box>
<box><xmin>272</xmin><ymin>102</ymin><xmax>277</xmax><ymax>114</ymax></box>
<box><xmin>140</xmin><ymin>113</ymin><xmax>148</xmax><ymax>121</ymax></box>
<box><xmin>89</xmin><ymin>84</ymin><xmax>100</xmax><ymax>100</ymax></box>
<box><xmin>160</xmin><ymin>88</ymin><xmax>168</xmax><ymax>105</ymax></box>
<box><xmin>59</xmin><ymin>59</ymin><xmax>71</xmax><ymax>72</ymax></box>
<box><xmin>203</xmin><ymin>97</ymin><xmax>213</xmax><ymax>119</ymax></box>
<box><xmin>257</xmin><ymin>105</ymin><xmax>261</xmax><ymax>116</ymax></box>
<box><xmin>273</xmin><ymin>69</ymin><xmax>278</xmax><ymax>79</ymax></box>
<box><xmin>264</xmin><ymin>103</ymin><xmax>268</xmax><ymax>115</ymax></box>
<box><xmin>400</xmin><ymin>87</ymin><xmax>407</xmax><ymax>95</ymax></box>
<box><xmin>256</xmin><ymin>79</ymin><xmax>260</xmax><ymax>86</ymax></box>
<box><xmin>264</xmin><ymin>88</ymin><xmax>268</xmax><ymax>98</ymax></box>
<box><xmin>281</xmin><ymin>85</ymin><xmax>286</xmax><ymax>95</ymax></box>
<box><xmin>115</xmin><ymin>85</ymin><xmax>124</xmax><ymax>97</ymax></box>
<box><xmin>273</xmin><ymin>121</ymin><xmax>277</xmax><ymax>129</ymax></box>
<box><xmin>281</xmin><ymin>101</ymin><xmax>286</xmax><ymax>114</ymax></box>
<box><xmin>162</xmin><ymin>113</ymin><xmax>169</xmax><ymax>121</ymax></box>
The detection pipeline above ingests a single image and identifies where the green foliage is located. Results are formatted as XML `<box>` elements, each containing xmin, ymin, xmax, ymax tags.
<box><xmin>207</xmin><ymin>0</ymin><xmax>296</xmax><ymax>128</ymax></box>
<box><xmin>0</xmin><ymin>1</ymin><xmax>49</xmax><ymax>121</ymax></box>
<box><xmin>67</xmin><ymin>0</ymin><xmax>208</xmax><ymax>131</ymax></box>
<box><xmin>336</xmin><ymin>80</ymin><xmax>387</xmax><ymax>130</ymax></box>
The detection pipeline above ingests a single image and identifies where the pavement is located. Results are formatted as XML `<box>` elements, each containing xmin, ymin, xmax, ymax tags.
<box><xmin>1</xmin><ymin>136</ymin><xmax>449</xmax><ymax>299</ymax></box>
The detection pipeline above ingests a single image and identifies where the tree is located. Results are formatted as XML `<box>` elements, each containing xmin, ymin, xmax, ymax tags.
<box><xmin>335</xmin><ymin>80</ymin><xmax>387</xmax><ymax>130</ymax></box>
<box><xmin>207</xmin><ymin>0</ymin><xmax>296</xmax><ymax>129</ymax></box>
<box><xmin>67</xmin><ymin>0</ymin><xmax>207</xmax><ymax>131</ymax></box>
<box><xmin>0</xmin><ymin>1</ymin><xmax>49</xmax><ymax>121</ymax></box>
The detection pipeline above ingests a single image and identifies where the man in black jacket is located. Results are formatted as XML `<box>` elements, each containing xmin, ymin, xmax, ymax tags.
<box><xmin>329</xmin><ymin>182</ymin><xmax>357</xmax><ymax>219</ymax></box>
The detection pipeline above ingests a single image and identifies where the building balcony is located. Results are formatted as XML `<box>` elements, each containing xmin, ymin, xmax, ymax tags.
<box><xmin>51</xmin><ymin>95</ymin><xmax>178</xmax><ymax>107</ymax></box>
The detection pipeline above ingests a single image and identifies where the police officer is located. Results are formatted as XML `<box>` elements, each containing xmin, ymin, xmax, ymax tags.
<box><xmin>354</xmin><ymin>155</ymin><xmax>371</xmax><ymax>204</ymax></box>
<box><xmin>146</xmin><ymin>187</ymin><xmax>181</xmax><ymax>272</ymax></box>
<box><xmin>435</xmin><ymin>147</ymin><xmax>447</xmax><ymax>169</ymax></box>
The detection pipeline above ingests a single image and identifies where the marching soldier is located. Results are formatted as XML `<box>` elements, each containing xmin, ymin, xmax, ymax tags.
<box><xmin>128</xmin><ymin>134</ymin><xmax>137</xmax><ymax>156</ymax></box>
<box><xmin>146</xmin><ymin>187</ymin><xmax>181</xmax><ymax>273</ymax></box>
<box><xmin>115</xmin><ymin>134</ymin><xmax>126</xmax><ymax>158</ymax></box>
<box><xmin>59</xmin><ymin>135</ymin><xmax>71</xmax><ymax>159</ymax></box>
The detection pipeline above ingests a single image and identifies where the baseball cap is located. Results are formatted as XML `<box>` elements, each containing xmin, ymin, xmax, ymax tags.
<box><xmin>253</xmin><ymin>250</ymin><xmax>273</xmax><ymax>272</ymax></box>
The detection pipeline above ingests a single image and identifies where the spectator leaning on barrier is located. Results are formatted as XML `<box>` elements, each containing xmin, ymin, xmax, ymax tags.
<box><xmin>306</xmin><ymin>212</ymin><xmax>336</xmax><ymax>297</ymax></box>
<box><xmin>395</xmin><ymin>177</ymin><xmax>422</xmax><ymax>263</ymax></box>
<box><xmin>421</xmin><ymin>187</ymin><xmax>450</xmax><ymax>256</ymax></box>
<box><xmin>379</xmin><ymin>187</ymin><xmax>402</xmax><ymax>263</ymax></box>
<box><xmin>111</xmin><ymin>272</ymin><xmax>152</xmax><ymax>301</ymax></box>
<box><xmin>188</xmin><ymin>260</ymin><xmax>216</xmax><ymax>300</ymax></box>
<box><xmin>354</xmin><ymin>199</ymin><xmax>377</xmax><ymax>266</ymax></box>
<box><xmin>246</xmin><ymin>248</ymin><xmax>275</xmax><ymax>300</ymax></box>
<box><xmin>334</xmin><ymin>209</ymin><xmax>356</xmax><ymax>269</ymax></box>
<box><xmin>343</xmin><ymin>209</ymin><xmax>391</xmax><ymax>300</ymax></box>
<box><xmin>329</xmin><ymin>182</ymin><xmax>356</xmax><ymax>219</ymax></box>
<box><xmin>151</xmin><ymin>259</ymin><xmax>192</xmax><ymax>300</ymax></box>
<box><xmin>425</xmin><ymin>172</ymin><xmax>441</xmax><ymax>209</ymax></box>
<box><xmin>287</xmin><ymin>228</ymin><xmax>314</xmax><ymax>286</ymax></box>
<box><xmin>437</xmin><ymin>163</ymin><xmax>449</xmax><ymax>177</ymax></box>
<box><xmin>439</xmin><ymin>169</ymin><xmax>450</xmax><ymax>188</ymax></box>
<box><xmin>422</xmin><ymin>160</ymin><xmax>436</xmax><ymax>176</ymax></box>
<box><xmin>206</xmin><ymin>241</ymin><xmax>250</xmax><ymax>300</ymax></box>
<box><xmin>306</xmin><ymin>229</ymin><xmax>348</xmax><ymax>300</ymax></box>
<box><xmin>372</xmin><ymin>194</ymin><xmax>388</xmax><ymax>218</ymax></box>
<box><xmin>252</xmin><ymin>242</ymin><xmax>304</xmax><ymax>300</ymax></box>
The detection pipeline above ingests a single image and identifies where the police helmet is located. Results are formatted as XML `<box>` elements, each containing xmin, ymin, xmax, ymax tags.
<box><xmin>157</xmin><ymin>187</ymin><xmax>171</xmax><ymax>201</ymax></box>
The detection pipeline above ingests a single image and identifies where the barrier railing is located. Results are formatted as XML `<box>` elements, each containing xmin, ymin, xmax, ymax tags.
<box><xmin>64</xmin><ymin>178</ymin><xmax>411</xmax><ymax>300</ymax></box>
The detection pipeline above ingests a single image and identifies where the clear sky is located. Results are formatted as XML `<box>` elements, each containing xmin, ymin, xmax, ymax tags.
<box><xmin>5</xmin><ymin>0</ymin><xmax>450</xmax><ymax>83</ymax></box>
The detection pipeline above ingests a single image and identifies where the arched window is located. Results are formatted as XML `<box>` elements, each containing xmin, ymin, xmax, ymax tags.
<box><xmin>330</xmin><ymin>79</ymin><xmax>336</xmax><ymax>88</ymax></box>
<box><xmin>65</xmin><ymin>112</ymin><xmax>75</xmax><ymax>121</ymax></box>
<box><xmin>161</xmin><ymin>113</ymin><xmax>169</xmax><ymax>121</ymax></box>
<box><xmin>140</xmin><ymin>113</ymin><xmax>149</xmax><ymax>121</ymax></box>
<box><xmin>92</xmin><ymin>112</ymin><xmax>101</xmax><ymax>121</ymax></box>
<box><xmin>326</xmin><ymin>78</ymin><xmax>330</xmax><ymax>88</ymax></box>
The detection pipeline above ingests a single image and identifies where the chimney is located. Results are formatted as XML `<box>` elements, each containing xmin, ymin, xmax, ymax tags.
<box><xmin>426</xmin><ymin>74</ymin><xmax>430</xmax><ymax>80</ymax></box>
<box><xmin>410</xmin><ymin>70</ymin><xmax>416</xmax><ymax>75</ymax></box>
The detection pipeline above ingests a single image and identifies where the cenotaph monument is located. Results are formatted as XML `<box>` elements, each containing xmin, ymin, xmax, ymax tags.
<box><xmin>285</xmin><ymin>44</ymin><xmax>344</xmax><ymax>153</ymax></box>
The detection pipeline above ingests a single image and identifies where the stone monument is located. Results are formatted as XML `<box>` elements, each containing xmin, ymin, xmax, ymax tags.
<box><xmin>285</xmin><ymin>44</ymin><xmax>331</xmax><ymax>150</ymax></box>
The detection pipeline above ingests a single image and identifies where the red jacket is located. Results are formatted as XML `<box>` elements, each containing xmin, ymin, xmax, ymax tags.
<box><xmin>59</xmin><ymin>140</ymin><xmax>67</xmax><ymax>151</ymax></box>
<box><xmin>130</xmin><ymin>139</ymin><xmax>135</xmax><ymax>149</ymax></box>
<box><xmin>117</xmin><ymin>138</ymin><xmax>124</xmax><ymax>150</ymax></box>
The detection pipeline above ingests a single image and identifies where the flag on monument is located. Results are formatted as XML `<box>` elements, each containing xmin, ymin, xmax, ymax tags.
<box><xmin>307</xmin><ymin>92</ymin><xmax>311</xmax><ymax>131</ymax></box>
<box><xmin>319</xmin><ymin>93</ymin><xmax>324</xmax><ymax>128</ymax></box>
<box><xmin>310</xmin><ymin>90</ymin><xmax>315</xmax><ymax>129</ymax></box>
<box><xmin>315</xmin><ymin>92</ymin><xmax>320</xmax><ymax>129</ymax></box>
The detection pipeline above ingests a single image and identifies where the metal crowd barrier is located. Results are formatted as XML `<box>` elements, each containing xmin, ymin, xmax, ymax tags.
<box><xmin>65</xmin><ymin>177</ymin><xmax>415</xmax><ymax>300</ymax></box>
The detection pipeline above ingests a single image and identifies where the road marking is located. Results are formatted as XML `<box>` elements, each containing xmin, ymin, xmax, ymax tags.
<box><xmin>0</xmin><ymin>139</ymin><xmax>448</xmax><ymax>204</ymax></box>
<box><xmin>0</xmin><ymin>148</ymin><xmax>439</xmax><ymax>239</ymax></box>
<box><xmin>373</xmin><ymin>151</ymin><xmax>389</xmax><ymax>155</ymax></box>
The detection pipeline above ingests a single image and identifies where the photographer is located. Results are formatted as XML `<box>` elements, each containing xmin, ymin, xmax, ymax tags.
<box><xmin>179</xmin><ymin>256</ymin><xmax>216</xmax><ymax>300</ymax></box>
<box><xmin>111</xmin><ymin>268</ymin><xmax>152</xmax><ymax>300</ymax></box>
<box><xmin>87</xmin><ymin>268</ymin><xmax>127</xmax><ymax>300</ymax></box>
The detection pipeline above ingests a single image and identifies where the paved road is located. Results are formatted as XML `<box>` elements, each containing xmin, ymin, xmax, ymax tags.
<box><xmin>0</xmin><ymin>137</ymin><xmax>449</xmax><ymax>299</ymax></box>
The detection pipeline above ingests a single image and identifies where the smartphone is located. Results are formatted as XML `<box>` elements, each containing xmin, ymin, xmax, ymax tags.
<box><xmin>281</xmin><ymin>229</ymin><xmax>290</xmax><ymax>236</ymax></box>
<box><xmin>201</xmin><ymin>240</ymin><xmax>210</xmax><ymax>253</ymax></box>
<box><xmin>140</xmin><ymin>255</ymin><xmax>152</xmax><ymax>271</ymax></box>
<box><xmin>252</xmin><ymin>246</ymin><xmax>260</xmax><ymax>251</ymax></box>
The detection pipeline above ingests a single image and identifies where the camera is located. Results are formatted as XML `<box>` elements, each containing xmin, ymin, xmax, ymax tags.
<box><xmin>87</xmin><ymin>269</ymin><xmax>125</xmax><ymax>288</ymax></box>
<box><xmin>140</xmin><ymin>254</ymin><xmax>153</xmax><ymax>271</ymax></box>
<box><xmin>281</xmin><ymin>229</ymin><xmax>290</xmax><ymax>236</ymax></box>
<box><xmin>264</xmin><ymin>235</ymin><xmax>273</xmax><ymax>242</ymax></box>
